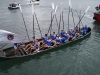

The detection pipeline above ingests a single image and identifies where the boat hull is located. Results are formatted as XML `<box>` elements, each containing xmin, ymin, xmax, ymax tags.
<box><xmin>0</xmin><ymin>28</ymin><xmax>91</xmax><ymax>62</ymax></box>
<box><xmin>93</xmin><ymin>13</ymin><xmax>100</xmax><ymax>21</ymax></box>
<box><xmin>8</xmin><ymin>6</ymin><xmax>19</xmax><ymax>9</ymax></box>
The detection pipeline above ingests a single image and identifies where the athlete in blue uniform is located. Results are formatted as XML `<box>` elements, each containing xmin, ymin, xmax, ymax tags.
<box><xmin>51</xmin><ymin>32</ymin><xmax>56</xmax><ymax>40</ymax></box>
<box><xmin>60</xmin><ymin>30</ymin><xmax>65</xmax><ymax>37</ymax></box>
<box><xmin>64</xmin><ymin>32</ymin><xmax>70</xmax><ymax>42</ymax></box>
<box><xmin>34</xmin><ymin>40</ymin><xmax>40</xmax><ymax>52</ymax></box>
<box><xmin>43</xmin><ymin>34</ymin><xmax>48</xmax><ymax>44</ymax></box>
<box><xmin>55</xmin><ymin>35</ymin><xmax>61</xmax><ymax>44</ymax></box>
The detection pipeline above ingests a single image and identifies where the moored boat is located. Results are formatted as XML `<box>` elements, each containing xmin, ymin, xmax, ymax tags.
<box><xmin>8</xmin><ymin>2</ymin><xmax>20</xmax><ymax>9</ymax></box>
<box><xmin>27</xmin><ymin>0</ymin><xmax>39</xmax><ymax>5</ymax></box>
<box><xmin>93</xmin><ymin>12</ymin><xmax>100</xmax><ymax>21</ymax></box>
<box><xmin>93</xmin><ymin>4</ymin><xmax>100</xmax><ymax>21</ymax></box>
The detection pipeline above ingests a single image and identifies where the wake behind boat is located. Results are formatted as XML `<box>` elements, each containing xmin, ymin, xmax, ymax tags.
<box><xmin>8</xmin><ymin>2</ymin><xmax>20</xmax><ymax>9</ymax></box>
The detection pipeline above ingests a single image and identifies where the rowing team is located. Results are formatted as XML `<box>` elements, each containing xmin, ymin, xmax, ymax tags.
<box><xmin>14</xmin><ymin>25</ymin><xmax>89</xmax><ymax>55</ymax></box>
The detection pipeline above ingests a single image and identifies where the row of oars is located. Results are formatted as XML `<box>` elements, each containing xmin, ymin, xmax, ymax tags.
<box><xmin>0</xmin><ymin>0</ymin><xmax>90</xmax><ymax>50</ymax></box>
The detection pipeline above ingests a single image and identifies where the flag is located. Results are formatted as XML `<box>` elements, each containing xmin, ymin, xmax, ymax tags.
<box><xmin>0</xmin><ymin>29</ymin><xmax>26</xmax><ymax>43</ymax></box>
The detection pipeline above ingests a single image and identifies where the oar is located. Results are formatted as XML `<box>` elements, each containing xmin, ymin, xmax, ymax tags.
<box><xmin>58</xmin><ymin>3</ymin><xmax>64</xmax><ymax>34</ymax></box>
<box><xmin>19</xmin><ymin>4</ymin><xmax>30</xmax><ymax>41</ymax></box>
<box><xmin>61</xmin><ymin>3</ymin><xmax>64</xmax><ymax>31</ymax></box>
<box><xmin>32</xmin><ymin>3</ymin><xmax>35</xmax><ymax>38</ymax></box>
<box><xmin>76</xmin><ymin>6</ymin><xmax>90</xmax><ymax>27</ymax></box>
<box><xmin>68</xmin><ymin>0</ymin><xmax>71</xmax><ymax>30</ymax></box>
<box><xmin>0</xmin><ymin>43</ymin><xmax>7</xmax><ymax>50</ymax></box>
<box><xmin>34</xmin><ymin>12</ymin><xmax>43</xmax><ymax>38</ymax></box>
<box><xmin>79</xmin><ymin>3</ymin><xmax>81</xmax><ymax>28</ymax></box>
<box><xmin>47</xmin><ymin>4</ymin><xmax>58</xmax><ymax>35</ymax></box>
<box><xmin>69</xmin><ymin>0</ymin><xmax>75</xmax><ymax>28</ymax></box>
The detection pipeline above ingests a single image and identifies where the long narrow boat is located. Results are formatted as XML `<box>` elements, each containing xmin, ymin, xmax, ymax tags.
<box><xmin>0</xmin><ymin>27</ymin><xmax>91</xmax><ymax>62</ymax></box>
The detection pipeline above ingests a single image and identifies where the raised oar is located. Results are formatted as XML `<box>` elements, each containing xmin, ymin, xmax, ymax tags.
<box><xmin>61</xmin><ymin>3</ymin><xmax>65</xmax><ymax>31</ymax></box>
<box><xmin>68</xmin><ymin>0</ymin><xmax>71</xmax><ymax>30</ymax></box>
<box><xmin>19</xmin><ymin>4</ymin><xmax>30</xmax><ymax>41</ymax></box>
<box><xmin>79</xmin><ymin>3</ymin><xmax>81</xmax><ymax>28</ymax></box>
<box><xmin>58</xmin><ymin>3</ymin><xmax>64</xmax><ymax>34</ymax></box>
<box><xmin>32</xmin><ymin>3</ymin><xmax>35</xmax><ymax>38</ymax></box>
<box><xmin>47</xmin><ymin>4</ymin><xmax>58</xmax><ymax>35</ymax></box>
<box><xmin>69</xmin><ymin>0</ymin><xmax>75</xmax><ymax>28</ymax></box>
<box><xmin>76</xmin><ymin>6</ymin><xmax>90</xmax><ymax>27</ymax></box>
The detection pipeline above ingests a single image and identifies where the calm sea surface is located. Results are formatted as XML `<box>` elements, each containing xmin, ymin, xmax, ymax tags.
<box><xmin>0</xmin><ymin>0</ymin><xmax>100</xmax><ymax>75</ymax></box>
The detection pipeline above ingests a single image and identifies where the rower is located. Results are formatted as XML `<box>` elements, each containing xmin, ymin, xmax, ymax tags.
<box><xmin>83</xmin><ymin>25</ymin><xmax>88</xmax><ymax>35</ymax></box>
<box><xmin>23</xmin><ymin>37</ymin><xmax>35</xmax><ymax>54</ymax></box>
<box><xmin>55</xmin><ymin>35</ymin><xmax>61</xmax><ymax>45</ymax></box>
<box><xmin>80</xmin><ymin>28</ymin><xmax>84</xmax><ymax>37</ymax></box>
<box><xmin>74</xmin><ymin>26</ymin><xmax>79</xmax><ymax>33</ymax></box>
<box><xmin>51</xmin><ymin>32</ymin><xmax>56</xmax><ymax>40</ymax></box>
<box><xmin>34</xmin><ymin>39</ymin><xmax>40</xmax><ymax>52</ymax></box>
<box><xmin>14</xmin><ymin>43</ymin><xmax>19</xmax><ymax>55</ymax></box>
<box><xmin>64</xmin><ymin>32</ymin><xmax>70</xmax><ymax>42</ymax></box>
<box><xmin>71</xmin><ymin>31</ymin><xmax>76</xmax><ymax>40</ymax></box>
<box><xmin>60</xmin><ymin>30</ymin><xmax>65</xmax><ymax>37</ymax></box>
<box><xmin>46</xmin><ymin>37</ymin><xmax>53</xmax><ymax>47</ymax></box>
<box><xmin>43</xmin><ymin>34</ymin><xmax>48</xmax><ymax>44</ymax></box>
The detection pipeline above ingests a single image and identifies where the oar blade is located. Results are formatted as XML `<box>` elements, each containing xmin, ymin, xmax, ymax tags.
<box><xmin>60</xmin><ymin>3</ymin><xmax>63</xmax><ymax>12</ymax></box>
<box><xmin>51</xmin><ymin>3</ymin><xmax>55</xmax><ymax>10</ymax></box>
<box><xmin>69</xmin><ymin>0</ymin><xmax>72</xmax><ymax>8</ymax></box>
<box><xmin>19</xmin><ymin>4</ymin><xmax>22</xmax><ymax>12</ymax></box>
<box><xmin>85</xmin><ymin>6</ymin><xmax>90</xmax><ymax>13</ymax></box>
<box><xmin>54</xmin><ymin>5</ymin><xmax>58</xmax><ymax>14</ymax></box>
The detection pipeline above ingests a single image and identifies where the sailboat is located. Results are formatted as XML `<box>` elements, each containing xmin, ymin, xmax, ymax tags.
<box><xmin>0</xmin><ymin>1</ymin><xmax>91</xmax><ymax>62</ymax></box>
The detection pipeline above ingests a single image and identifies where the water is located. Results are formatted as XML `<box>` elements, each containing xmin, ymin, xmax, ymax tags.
<box><xmin>0</xmin><ymin>0</ymin><xmax>100</xmax><ymax>75</ymax></box>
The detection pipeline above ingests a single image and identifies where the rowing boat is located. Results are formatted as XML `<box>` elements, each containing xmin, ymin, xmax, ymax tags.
<box><xmin>0</xmin><ymin>27</ymin><xmax>91</xmax><ymax>62</ymax></box>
